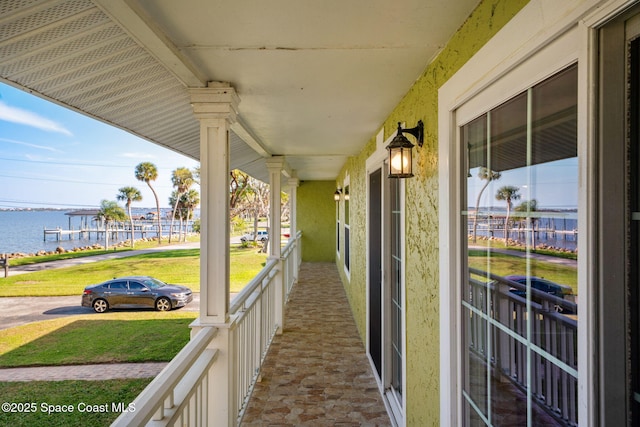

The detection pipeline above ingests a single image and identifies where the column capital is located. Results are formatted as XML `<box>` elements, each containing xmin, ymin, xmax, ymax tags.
<box><xmin>265</xmin><ymin>156</ymin><xmax>285</xmax><ymax>171</ymax></box>
<box><xmin>287</xmin><ymin>177</ymin><xmax>300</xmax><ymax>187</ymax></box>
<box><xmin>266</xmin><ymin>156</ymin><xmax>293</xmax><ymax>177</ymax></box>
<box><xmin>189</xmin><ymin>82</ymin><xmax>240</xmax><ymax>122</ymax></box>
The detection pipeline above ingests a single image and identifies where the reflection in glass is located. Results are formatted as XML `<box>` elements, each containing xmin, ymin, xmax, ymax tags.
<box><xmin>461</xmin><ymin>65</ymin><xmax>578</xmax><ymax>426</ymax></box>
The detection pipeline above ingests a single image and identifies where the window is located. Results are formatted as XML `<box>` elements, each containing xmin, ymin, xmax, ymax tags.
<box><xmin>461</xmin><ymin>65</ymin><xmax>578</xmax><ymax>426</ymax></box>
<box><xmin>336</xmin><ymin>195</ymin><xmax>341</xmax><ymax>258</ymax></box>
<box><xmin>366</xmin><ymin>133</ymin><xmax>406</xmax><ymax>425</ymax></box>
<box><xmin>128</xmin><ymin>282</ymin><xmax>145</xmax><ymax>291</ymax></box>
<box><xmin>344</xmin><ymin>184</ymin><xmax>350</xmax><ymax>274</ymax></box>
<box><xmin>108</xmin><ymin>282</ymin><xmax>127</xmax><ymax>290</ymax></box>
<box><xmin>388</xmin><ymin>177</ymin><xmax>403</xmax><ymax>411</ymax></box>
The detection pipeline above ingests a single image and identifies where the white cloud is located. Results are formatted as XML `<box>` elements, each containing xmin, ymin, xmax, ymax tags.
<box><xmin>120</xmin><ymin>152</ymin><xmax>156</xmax><ymax>159</ymax></box>
<box><xmin>0</xmin><ymin>101</ymin><xmax>72</xmax><ymax>136</ymax></box>
<box><xmin>0</xmin><ymin>137</ymin><xmax>62</xmax><ymax>152</ymax></box>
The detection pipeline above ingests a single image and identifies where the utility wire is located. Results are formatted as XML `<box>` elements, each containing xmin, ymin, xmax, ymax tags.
<box><xmin>0</xmin><ymin>156</ymin><xmax>197</xmax><ymax>170</ymax></box>
<box><xmin>0</xmin><ymin>173</ymin><xmax>177</xmax><ymax>188</ymax></box>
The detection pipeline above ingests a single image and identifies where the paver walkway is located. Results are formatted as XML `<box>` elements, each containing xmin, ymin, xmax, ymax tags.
<box><xmin>0</xmin><ymin>362</ymin><xmax>167</xmax><ymax>382</ymax></box>
<box><xmin>241</xmin><ymin>262</ymin><xmax>391</xmax><ymax>426</ymax></box>
<box><xmin>5</xmin><ymin>241</ymin><xmax>199</xmax><ymax>276</ymax></box>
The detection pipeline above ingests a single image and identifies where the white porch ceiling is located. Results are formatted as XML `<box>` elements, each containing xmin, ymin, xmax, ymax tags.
<box><xmin>0</xmin><ymin>0</ymin><xmax>479</xmax><ymax>182</ymax></box>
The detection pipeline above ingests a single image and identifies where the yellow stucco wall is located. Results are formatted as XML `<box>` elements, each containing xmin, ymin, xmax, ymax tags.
<box><xmin>298</xmin><ymin>180</ymin><xmax>337</xmax><ymax>262</ymax></box>
<box><xmin>335</xmin><ymin>0</ymin><xmax>529</xmax><ymax>424</ymax></box>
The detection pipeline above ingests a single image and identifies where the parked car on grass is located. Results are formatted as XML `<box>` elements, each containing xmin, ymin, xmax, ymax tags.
<box><xmin>240</xmin><ymin>230</ymin><xmax>269</xmax><ymax>243</ymax></box>
<box><xmin>81</xmin><ymin>276</ymin><xmax>193</xmax><ymax>313</ymax></box>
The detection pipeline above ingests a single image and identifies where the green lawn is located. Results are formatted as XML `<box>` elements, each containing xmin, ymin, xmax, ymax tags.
<box><xmin>0</xmin><ymin>311</ymin><xmax>197</xmax><ymax>368</ymax></box>
<box><xmin>6</xmin><ymin>237</ymin><xmax>201</xmax><ymax>267</ymax></box>
<box><xmin>0</xmin><ymin>246</ymin><xmax>267</xmax><ymax>296</ymax></box>
<box><xmin>0</xmin><ymin>312</ymin><xmax>198</xmax><ymax>427</ymax></box>
<box><xmin>468</xmin><ymin>250</ymin><xmax>578</xmax><ymax>293</ymax></box>
<box><xmin>0</xmin><ymin>379</ymin><xmax>151</xmax><ymax>427</ymax></box>
<box><xmin>0</xmin><ymin>244</ymin><xmax>268</xmax><ymax>426</ymax></box>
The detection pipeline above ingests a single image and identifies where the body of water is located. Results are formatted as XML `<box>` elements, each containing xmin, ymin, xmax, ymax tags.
<box><xmin>0</xmin><ymin>209</ymin><xmax>196</xmax><ymax>255</ymax></box>
<box><xmin>469</xmin><ymin>214</ymin><xmax>578</xmax><ymax>251</ymax></box>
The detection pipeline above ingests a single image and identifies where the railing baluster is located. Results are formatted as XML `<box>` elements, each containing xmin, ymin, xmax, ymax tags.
<box><xmin>467</xmin><ymin>268</ymin><xmax>578</xmax><ymax>425</ymax></box>
<box><xmin>110</xmin><ymin>233</ymin><xmax>302</xmax><ymax>426</ymax></box>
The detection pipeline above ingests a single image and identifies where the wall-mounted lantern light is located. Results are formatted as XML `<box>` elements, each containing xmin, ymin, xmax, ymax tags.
<box><xmin>334</xmin><ymin>188</ymin><xmax>342</xmax><ymax>201</ymax></box>
<box><xmin>344</xmin><ymin>187</ymin><xmax>350</xmax><ymax>201</ymax></box>
<box><xmin>387</xmin><ymin>120</ymin><xmax>424</xmax><ymax>178</ymax></box>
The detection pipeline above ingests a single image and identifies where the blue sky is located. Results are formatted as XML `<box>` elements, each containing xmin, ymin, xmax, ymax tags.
<box><xmin>0</xmin><ymin>82</ymin><xmax>199</xmax><ymax>209</ymax></box>
<box><xmin>467</xmin><ymin>158</ymin><xmax>579</xmax><ymax>211</ymax></box>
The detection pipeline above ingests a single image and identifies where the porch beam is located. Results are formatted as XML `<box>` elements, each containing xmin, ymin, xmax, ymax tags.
<box><xmin>190</xmin><ymin>82</ymin><xmax>239</xmax><ymax>324</ymax></box>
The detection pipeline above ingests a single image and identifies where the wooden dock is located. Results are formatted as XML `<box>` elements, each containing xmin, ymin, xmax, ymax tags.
<box><xmin>43</xmin><ymin>220</ymin><xmax>195</xmax><ymax>242</ymax></box>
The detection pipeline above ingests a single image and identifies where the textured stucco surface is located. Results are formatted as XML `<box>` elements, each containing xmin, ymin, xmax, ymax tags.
<box><xmin>298</xmin><ymin>181</ymin><xmax>337</xmax><ymax>262</ymax></box>
<box><xmin>335</xmin><ymin>0</ymin><xmax>529</xmax><ymax>425</ymax></box>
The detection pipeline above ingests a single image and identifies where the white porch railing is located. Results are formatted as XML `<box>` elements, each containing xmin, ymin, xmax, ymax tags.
<box><xmin>111</xmin><ymin>232</ymin><xmax>301</xmax><ymax>427</ymax></box>
<box><xmin>466</xmin><ymin>268</ymin><xmax>578</xmax><ymax>426</ymax></box>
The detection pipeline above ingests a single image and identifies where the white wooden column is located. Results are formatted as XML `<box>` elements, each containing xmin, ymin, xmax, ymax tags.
<box><xmin>266</xmin><ymin>158</ymin><xmax>284</xmax><ymax>258</ymax></box>
<box><xmin>266</xmin><ymin>157</ymin><xmax>284</xmax><ymax>333</ymax></box>
<box><xmin>287</xmin><ymin>175</ymin><xmax>299</xmax><ymax>280</ymax></box>
<box><xmin>189</xmin><ymin>83</ymin><xmax>239</xmax><ymax>324</ymax></box>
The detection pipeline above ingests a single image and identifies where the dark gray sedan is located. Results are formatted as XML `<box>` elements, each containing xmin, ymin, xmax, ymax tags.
<box><xmin>82</xmin><ymin>276</ymin><xmax>193</xmax><ymax>313</ymax></box>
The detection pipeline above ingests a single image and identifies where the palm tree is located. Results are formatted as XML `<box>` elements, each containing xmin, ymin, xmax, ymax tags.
<box><xmin>515</xmin><ymin>199</ymin><xmax>538</xmax><ymax>250</ymax></box>
<box><xmin>495</xmin><ymin>185</ymin><xmax>521</xmax><ymax>246</ymax></box>
<box><xmin>117</xmin><ymin>186</ymin><xmax>142</xmax><ymax>248</ymax></box>
<box><xmin>168</xmin><ymin>167</ymin><xmax>194</xmax><ymax>243</ymax></box>
<box><xmin>97</xmin><ymin>199</ymin><xmax>127</xmax><ymax>250</ymax></box>
<box><xmin>181</xmin><ymin>189</ymin><xmax>200</xmax><ymax>241</ymax></box>
<box><xmin>135</xmin><ymin>162</ymin><xmax>162</xmax><ymax>244</ymax></box>
<box><xmin>471</xmin><ymin>167</ymin><xmax>501</xmax><ymax>243</ymax></box>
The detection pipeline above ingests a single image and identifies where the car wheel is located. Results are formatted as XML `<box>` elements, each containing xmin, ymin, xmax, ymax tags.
<box><xmin>93</xmin><ymin>299</ymin><xmax>109</xmax><ymax>313</ymax></box>
<box><xmin>155</xmin><ymin>297</ymin><xmax>172</xmax><ymax>312</ymax></box>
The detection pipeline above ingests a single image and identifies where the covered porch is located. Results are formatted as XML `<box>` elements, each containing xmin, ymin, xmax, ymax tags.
<box><xmin>241</xmin><ymin>262</ymin><xmax>390</xmax><ymax>426</ymax></box>
<box><xmin>112</xmin><ymin>244</ymin><xmax>390</xmax><ymax>426</ymax></box>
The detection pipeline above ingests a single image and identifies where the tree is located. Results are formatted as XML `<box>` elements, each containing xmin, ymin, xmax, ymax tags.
<box><xmin>495</xmin><ymin>185</ymin><xmax>521</xmax><ymax>246</ymax></box>
<box><xmin>116</xmin><ymin>186</ymin><xmax>142</xmax><ymax>248</ymax></box>
<box><xmin>229</xmin><ymin>170</ymin><xmax>251</xmax><ymax>218</ymax></box>
<box><xmin>135</xmin><ymin>162</ymin><xmax>162</xmax><ymax>244</ymax></box>
<box><xmin>169</xmin><ymin>188</ymin><xmax>200</xmax><ymax>241</ymax></box>
<box><xmin>471</xmin><ymin>167</ymin><xmax>501</xmax><ymax>243</ymax></box>
<box><xmin>97</xmin><ymin>199</ymin><xmax>127</xmax><ymax>250</ymax></box>
<box><xmin>168</xmin><ymin>167</ymin><xmax>194</xmax><ymax>243</ymax></box>
<box><xmin>192</xmin><ymin>166</ymin><xmax>201</xmax><ymax>185</ymax></box>
<box><xmin>515</xmin><ymin>199</ymin><xmax>539</xmax><ymax>250</ymax></box>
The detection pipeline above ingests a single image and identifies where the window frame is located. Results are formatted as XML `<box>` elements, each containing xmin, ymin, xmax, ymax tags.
<box><xmin>436</xmin><ymin>2</ymin><xmax>617</xmax><ymax>424</ymax></box>
<box><xmin>343</xmin><ymin>178</ymin><xmax>351</xmax><ymax>280</ymax></box>
<box><xmin>365</xmin><ymin>128</ymin><xmax>407</xmax><ymax>426</ymax></box>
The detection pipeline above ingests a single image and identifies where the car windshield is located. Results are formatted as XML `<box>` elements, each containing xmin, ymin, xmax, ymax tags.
<box><xmin>141</xmin><ymin>278</ymin><xmax>166</xmax><ymax>289</ymax></box>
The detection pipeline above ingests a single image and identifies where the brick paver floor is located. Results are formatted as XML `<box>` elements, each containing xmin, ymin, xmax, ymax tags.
<box><xmin>241</xmin><ymin>262</ymin><xmax>391</xmax><ymax>426</ymax></box>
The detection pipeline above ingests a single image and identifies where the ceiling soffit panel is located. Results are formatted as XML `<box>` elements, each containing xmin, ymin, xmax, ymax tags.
<box><xmin>0</xmin><ymin>0</ymin><xmax>481</xmax><ymax>182</ymax></box>
<box><xmin>0</xmin><ymin>0</ymin><xmax>202</xmax><ymax>161</ymax></box>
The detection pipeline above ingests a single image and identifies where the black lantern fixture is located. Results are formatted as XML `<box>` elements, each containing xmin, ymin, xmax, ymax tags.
<box><xmin>334</xmin><ymin>188</ymin><xmax>342</xmax><ymax>201</ymax></box>
<box><xmin>387</xmin><ymin>120</ymin><xmax>424</xmax><ymax>178</ymax></box>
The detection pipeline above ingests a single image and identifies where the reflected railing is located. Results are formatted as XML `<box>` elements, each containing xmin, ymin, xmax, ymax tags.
<box><xmin>467</xmin><ymin>267</ymin><xmax>578</xmax><ymax>426</ymax></box>
<box><xmin>111</xmin><ymin>231</ymin><xmax>302</xmax><ymax>427</ymax></box>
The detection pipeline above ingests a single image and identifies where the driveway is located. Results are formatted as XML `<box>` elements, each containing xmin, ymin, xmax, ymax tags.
<box><xmin>0</xmin><ymin>293</ymin><xmax>200</xmax><ymax>331</ymax></box>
